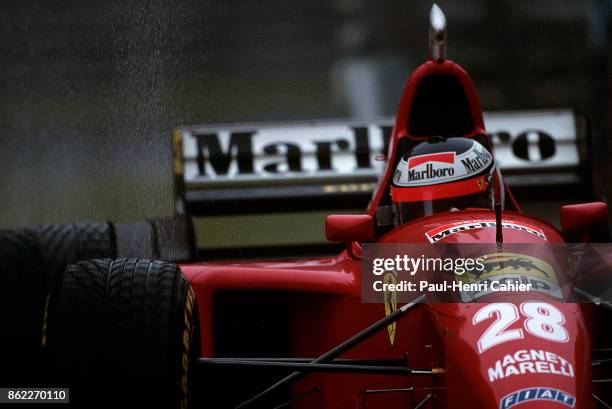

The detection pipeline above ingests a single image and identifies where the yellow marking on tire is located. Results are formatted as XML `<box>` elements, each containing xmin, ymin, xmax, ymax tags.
<box><xmin>180</xmin><ymin>285</ymin><xmax>195</xmax><ymax>409</ymax></box>
<box><xmin>41</xmin><ymin>295</ymin><xmax>50</xmax><ymax>348</ymax></box>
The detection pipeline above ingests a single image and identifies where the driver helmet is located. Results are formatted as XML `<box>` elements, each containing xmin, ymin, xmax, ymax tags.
<box><xmin>391</xmin><ymin>136</ymin><xmax>495</xmax><ymax>225</ymax></box>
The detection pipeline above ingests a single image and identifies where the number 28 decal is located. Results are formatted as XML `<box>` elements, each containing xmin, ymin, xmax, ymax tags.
<box><xmin>473</xmin><ymin>302</ymin><xmax>569</xmax><ymax>353</ymax></box>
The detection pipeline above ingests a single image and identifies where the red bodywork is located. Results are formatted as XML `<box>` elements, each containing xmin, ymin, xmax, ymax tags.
<box><xmin>180</xmin><ymin>59</ymin><xmax>594</xmax><ymax>408</ymax></box>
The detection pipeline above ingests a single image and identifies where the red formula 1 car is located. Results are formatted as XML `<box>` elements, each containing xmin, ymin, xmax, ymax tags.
<box><xmin>2</xmin><ymin>4</ymin><xmax>610</xmax><ymax>409</ymax></box>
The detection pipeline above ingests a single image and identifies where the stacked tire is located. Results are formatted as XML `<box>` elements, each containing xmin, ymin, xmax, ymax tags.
<box><xmin>0</xmin><ymin>222</ymin><xmax>199</xmax><ymax>408</ymax></box>
<box><xmin>0</xmin><ymin>224</ymin><xmax>115</xmax><ymax>387</ymax></box>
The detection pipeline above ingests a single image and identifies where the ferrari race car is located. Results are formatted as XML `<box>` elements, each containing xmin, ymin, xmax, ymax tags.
<box><xmin>1</xmin><ymin>4</ymin><xmax>611</xmax><ymax>409</ymax></box>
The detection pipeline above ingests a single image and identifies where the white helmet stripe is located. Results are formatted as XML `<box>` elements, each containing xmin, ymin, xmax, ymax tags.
<box><xmin>394</xmin><ymin>139</ymin><xmax>493</xmax><ymax>187</ymax></box>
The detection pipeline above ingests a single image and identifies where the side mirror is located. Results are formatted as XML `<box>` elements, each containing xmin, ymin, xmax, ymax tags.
<box><xmin>560</xmin><ymin>202</ymin><xmax>609</xmax><ymax>240</ymax></box>
<box><xmin>325</xmin><ymin>214</ymin><xmax>374</xmax><ymax>243</ymax></box>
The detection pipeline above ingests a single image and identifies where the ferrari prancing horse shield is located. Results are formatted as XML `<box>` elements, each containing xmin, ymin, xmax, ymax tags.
<box><xmin>383</xmin><ymin>271</ymin><xmax>397</xmax><ymax>345</ymax></box>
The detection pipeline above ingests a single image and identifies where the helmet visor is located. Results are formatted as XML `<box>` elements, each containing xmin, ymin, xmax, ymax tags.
<box><xmin>394</xmin><ymin>187</ymin><xmax>493</xmax><ymax>224</ymax></box>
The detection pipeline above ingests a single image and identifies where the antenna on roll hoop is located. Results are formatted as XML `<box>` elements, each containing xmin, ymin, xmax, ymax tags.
<box><xmin>493</xmin><ymin>170</ymin><xmax>504</xmax><ymax>251</ymax></box>
<box><xmin>429</xmin><ymin>4</ymin><xmax>447</xmax><ymax>62</ymax></box>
